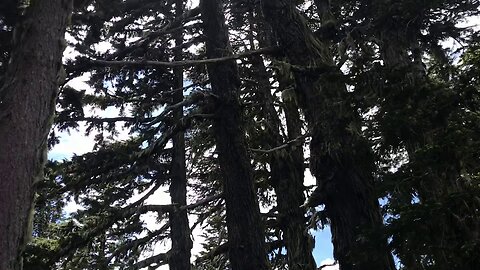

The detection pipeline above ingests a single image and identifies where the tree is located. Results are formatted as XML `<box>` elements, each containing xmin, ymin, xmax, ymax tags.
<box><xmin>259</xmin><ymin>1</ymin><xmax>395</xmax><ymax>269</ymax></box>
<box><xmin>226</xmin><ymin>2</ymin><xmax>317</xmax><ymax>269</ymax></box>
<box><xmin>0</xmin><ymin>0</ymin><xmax>72</xmax><ymax>269</ymax></box>
<box><xmin>169</xmin><ymin>1</ymin><xmax>193</xmax><ymax>269</ymax></box>
<box><xmin>200</xmin><ymin>0</ymin><xmax>269</xmax><ymax>269</ymax></box>
<box><xmin>373</xmin><ymin>3</ymin><xmax>480</xmax><ymax>267</ymax></box>
<box><xmin>337</xmin><ymin>1</ymin><xmax>480</xmax><ymax>268</ymax></box>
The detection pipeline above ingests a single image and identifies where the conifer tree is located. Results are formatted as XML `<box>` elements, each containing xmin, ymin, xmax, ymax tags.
<box><xmin>0</xmin><ymin>1</ymin><xmax>72</xmax><ymax>269</ymax></box>
<box><xmin>259</xmin><ymin>1</ymin><xmax>395</xmax><ymax>269</ymax></box>
<box><xmin>200</xmin><ymin>0</ymin><xmax>269</xmax><ymax>269</ymax></box>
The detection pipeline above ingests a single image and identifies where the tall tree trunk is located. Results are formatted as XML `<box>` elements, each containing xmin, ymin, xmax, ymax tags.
<box><xmin>260</xmin><ymin>1</ymin><xmax>394</xmax><ymax>270</ymax></box>
<box><xmin>0</xmin><ymin>1</ymin><xmax>72</xmax><ymax>270</ymax></box>
<box><xmin>277</xmin><ymin>75</ymin><xmax>317</xmax><ymax>270</ymax></box>
<box><xmin>250</xmin><ymin>51</ymin><xmax>316</xmax><ymax>270</ymax></box>
<box><xmin>242</xmin><ymin>6</ymin><xmax>317</xmax><ymax>268</ymax></box>
<box><xmin>247</xmin><ymin>26</ymin><xmax>316</xmax><ymax>269</ymax></box>
<box><xmin>168</xmin><ymin>1</ymin><xmax>192</xmax><ymax>269</ymax></box>
<box><xmin>200</xmin><ymin>0</ymin><xmax>269</xmax><ymax>269</ymax></box>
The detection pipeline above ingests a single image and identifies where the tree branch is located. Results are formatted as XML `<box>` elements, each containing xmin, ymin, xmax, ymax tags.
<box><xmin>183</xmin><ymin>193</ymin><xmax>223</xmax><ymax>211</ymax></box>
<box><xmin>106</xmin><ymin>223</ymin><xmax>169</xmax><ymax>264</ymax></box>
<box><xmin>250</xmin><ymin>134</ymin><xmax>306</xmax><ymax>154</ymax></box>
<box><xmin>89</xmin><ymin>47</ymin><xmax>279</xmax><ymax>68</ymax></box>
<box><xmin>64</xmin><ymin>116</ymin><xmax>143</xmax><ymax>123</ymax></box>
<box><xmin>132</xmin><ymin>193</ymin><xmax>224</xmax><ymax>215</ymax></box>
<box><xmin>143</xmin><ymin>91</ymin><xmax>208</xmax><ymax>126</ymax></box>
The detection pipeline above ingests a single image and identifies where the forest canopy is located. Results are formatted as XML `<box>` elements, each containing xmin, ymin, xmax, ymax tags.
<box><xmin>0</xmin><ymin>0</ymin><xmax>479</xmax><ymax>270</ymax></box>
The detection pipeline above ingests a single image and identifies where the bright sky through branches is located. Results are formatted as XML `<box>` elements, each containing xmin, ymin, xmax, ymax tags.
<box><xmin>49</xmin><ymin>1</ymin><xmax>480</xmax><ymax>269</ymax></box>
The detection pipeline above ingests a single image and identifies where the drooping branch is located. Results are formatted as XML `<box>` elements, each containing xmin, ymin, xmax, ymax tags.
<box><xmin>106</xmin><ymin>223</ymin><xmax>170</xmax><ymax>264</ymax></box>
<box><xmin>128</xmin><ymin>180</ymin><xmax>164</xmax><ymax>209</ymax></box>
<box><xmin>50</xmin><ymin>193</ymin><xmax>223</xmax><ymax>264</ymax></box>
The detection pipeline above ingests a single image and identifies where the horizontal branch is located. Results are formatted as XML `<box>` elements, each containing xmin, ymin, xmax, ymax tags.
<box><xmin>89</xmin><ymin>47</ymin><xmax>279</xmax><ymax>68</ymax></box>
<box><xmin>132</xmin><ymin>7</ymin><xmax>200</xmax><ymax>44</ymax></box>
<box><xmin>250</xmin><ymin>134</ymin><xmax>306</xmax><ymax>154</ymax></box>
<box><xmin>133</xmin><ymin>193</ymin><xmax>224</xmax><ymax>215</ymax></box>
<box><xmin>183</xmin><ymin>193</ymin><xmax>223</xmax><ymax>211</ymax></box>
<box><xmin>137</xmin><ymin>204</ymin><xmax>175</xmax><ymax>214</ymax></box>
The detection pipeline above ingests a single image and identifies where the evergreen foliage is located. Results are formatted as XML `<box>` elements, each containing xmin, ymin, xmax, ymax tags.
<box><xmin>1</xmin><ymin>0</ymin><xmax>478</xmax><ymax>269</ymax></box>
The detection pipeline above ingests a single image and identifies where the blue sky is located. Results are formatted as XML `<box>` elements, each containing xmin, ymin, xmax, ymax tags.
<box><xmin>313</xmin><ymin>228</ymin><xmax>334</xmax><ymax>264</ymax></box>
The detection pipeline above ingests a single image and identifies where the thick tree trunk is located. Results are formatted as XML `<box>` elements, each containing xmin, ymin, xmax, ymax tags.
<box><xmin>277</xmin><ymin>76</ymin><xmax>317</xmax><ymax>270</ymax></box>
<box><xmin>168</xmin><ymin>1</ymin><xmax>192</xmax><ymax>270</ymax></box>
<box><xmin>272</xmin><ymin>97</ymin><xmax>316</xmax><ymax>270</ymax></box>
<box><xmin>200</xmin><ymin>1</ymin><xmax>269</xmax><ymax>269</ymax></box>
<box><xmin>249</xmin><ymin>48</ymin><xmax>316</xmax><ymax>270</ymax></box>
<box><xmin>0</xmin><ymin>1</ymin><xmax>72</xmax><ymax>270</ymax></box>
<box><xmin>260</xmin><ymin>1</ymin><xmax>394</xmax><ymax>270</ymax></box>
<box><xmin>248</xmin><ymin>8</ymin><xmax>316</xmax><ymax>268</ymax></box>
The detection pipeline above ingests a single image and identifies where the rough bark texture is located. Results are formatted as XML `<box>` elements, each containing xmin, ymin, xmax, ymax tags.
<box><xmin>0</xmin><ymin>1</ymin><xmax>72</xmax><ymax>270</ymax></box>
<box><xmin>200</xmin><ymin>0</ymin><xmax>269</xmax><ymax>269</ymax></box>
<box><xmin>249</xmin><ymin>42</ymin><xmax>316</xmax><ymax>270</ymax></box>
<box><xmin>168</xmin><ymin>1</ymin><xmax>192</xmax><ymax>269</ymax></box>
<box><xmin>260</xmin><ymin>1</ymin><xmax>394</xmax><ymax>270</ymax></box>
<box><xmin>277</xmin><ymin>77</ymin><xmax>317</xmax><ymax>270</ymax></box>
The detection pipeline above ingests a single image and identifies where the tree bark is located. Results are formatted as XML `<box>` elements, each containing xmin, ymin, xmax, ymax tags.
<box><xmin>249</xmin><ymin>37</ymin><xmax>316</xmax><ymax>270</ymax></box>
<box><xmin>243</xmin><ymin>7</ymin><xmax>316</xmax><ymax>268</ymax></box>
<box><xmin>260</xmin><ymin>1</ymin><xmax>395</xmax><ymax>270</ymax></box>
<box><xmin>0</xmin><ymin>1</ymin><xmax>72</xmax><ymax>270</ymax></box>
<box><xmin>168</xmin><ymin>1</ymin><xmax>193</xmax><ymax>270</ymax></box>
<box><xmin>200</xmin><ymin>0</ymin><xmax>269</xmax><ymax>269</ymax></box>
<box><xmin>277</xmin><ymin>76</ymin><xmax>317</xmax><ymax>270</ymax></box>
